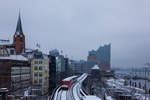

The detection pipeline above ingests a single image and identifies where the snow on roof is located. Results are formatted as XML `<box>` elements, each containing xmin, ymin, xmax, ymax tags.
<box><xmin>106</xmin><ymin>96</ymin><xmax>113</xmax><ymax>100</ymax></box>
<box><xmin>84</xmin><ymin>96</ymin><xmax>101</xmax><ymax>100</ymax></box>
<box><xmin>63</xmin><ymin>76</ymin><xmax>77</xmax><ymax>81</ymax></box>
<box><xmin>0</xmin><ymin>55</ymin><xmax>28</xmax><ymax>61</ymax></box>
<box><xmin>0</xmin><ymin>40</ymin><xmax>11</xmax><ymax>46</ymax></box>
<box><xmin>91</xmin><ymin>65</ymin><xmax>99</xmax><ymax>70</ymax></box>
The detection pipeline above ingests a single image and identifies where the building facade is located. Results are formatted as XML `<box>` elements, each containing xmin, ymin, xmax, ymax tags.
<box><xmin>70</xmin><ymin>60</ymin><xmax>86</xmax><ymax>75</ymax></box>
<box><xmin>48</xmin><ymin>55</ymin><xmax>56</xmax><ymax>94</ymax></box>
<box><xmin>31</xmin><ymin>52</ymin><xmax>49</xmax><ymax>96</ymax></box>
<box><xmin>56</xmin><ymin>55</ymin><xmax>65</xmax><ymax>73</ymax></box>
<box><xmin>0</xmin><ymin>55</ymin><xmax>30</xmax><ymax>95</ymax></box>
<box><xmin>0</xmin><ymin>42</ymin><xmax>16</xmax><ymax>56</ymax></box>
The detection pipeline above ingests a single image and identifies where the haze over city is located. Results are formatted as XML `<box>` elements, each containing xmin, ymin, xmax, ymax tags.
<box><xmin>0</xmin><ymin>0</ymin><xmax>150</xmax><ymax>68</ymax></box>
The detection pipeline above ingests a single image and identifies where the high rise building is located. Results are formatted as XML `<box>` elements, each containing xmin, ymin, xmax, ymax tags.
<box><xmin>87</xmin><ymin>44</ymin><xmax>111</xmax><ymax>71</ymax></box>
<box><xmin>97</xmin><ymin>44</ymin><xmax>111</xmax><ymax>71</ymax></box>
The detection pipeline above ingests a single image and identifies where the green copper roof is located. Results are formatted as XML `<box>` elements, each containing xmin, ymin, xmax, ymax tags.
<box><xmin>16</xmin><ymin>12</ymin><xmax>23</xmax><ymax>34</ymax></box>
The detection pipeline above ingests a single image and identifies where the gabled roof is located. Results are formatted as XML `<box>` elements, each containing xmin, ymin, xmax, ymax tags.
<box><xmin>15</xmin><ymin>12</ymin><xmax>23</xmax><ymax>35</ymax></box>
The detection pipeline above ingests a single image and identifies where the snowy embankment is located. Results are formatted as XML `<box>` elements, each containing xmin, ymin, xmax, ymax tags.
<box><xmin>74</xmin><ymin>74</ymin><xmax>104</xmax><ymax>100</ymax></box>
<box><xmin>83</xmin><ymin>96</ymin><xmax>101</xmax><ymax>100</ymax></box>
<box><xmin>73</xmin><ymin>73</ymin><xmax>87</xmax><ymax>100</ymax></box>
<box><xmin>53</xmin><ymin>87</ymin><xmax>61</xmax><ymax>100</ymax></box>
<box><xmin>106</xmin><ymin>78</ymin><xmax>149</xmax><ymax>100</ymax></box>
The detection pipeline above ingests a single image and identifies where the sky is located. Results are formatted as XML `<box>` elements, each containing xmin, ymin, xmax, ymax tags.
<box><xmin>0</xmin><ymin>0</ymin><xmax>150</xmax><ymax>68</ymax></box>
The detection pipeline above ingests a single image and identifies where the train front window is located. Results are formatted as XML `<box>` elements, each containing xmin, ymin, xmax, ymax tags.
<box><xmin>63</xmin><ymin>81</ymin><xmax>69</xmax><ymax>85</ymax></box>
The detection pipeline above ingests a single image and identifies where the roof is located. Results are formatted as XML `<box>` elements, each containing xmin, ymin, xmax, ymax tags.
<box><xmin>91</xmin><ymin>65</ymin><xmax>99</xmax><ymax>70</ymax></box>
<box><xmin>63</xmin><ymin>76</ymin><xmax>77</xmax><ymax>81</ymax></box>
<box><xmin>0</xmin><ymin>55</ymin><xmax>28</xmax><ymax>61</ymax></box>
<box><xmin>0</xmin><ymin>39</ymin><xmax>11</xmax><ymax>46</ymax></box>
<box><xmin>15</xmin><ymin>12</ymin><xmax>23</xmax><ymax>35</ymax></box>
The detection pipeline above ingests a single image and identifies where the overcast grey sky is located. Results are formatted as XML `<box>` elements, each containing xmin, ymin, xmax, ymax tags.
<box><xmin>0</xmin><ymin>0</ymin><xmax>150</xmax><ymax>68</ymax></box>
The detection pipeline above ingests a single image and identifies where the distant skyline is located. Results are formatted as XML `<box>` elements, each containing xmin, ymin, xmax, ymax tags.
<box><xmin>0</xmin><ymin>0</ymin><xmax>150</xmax><ymax>68</ymax></box>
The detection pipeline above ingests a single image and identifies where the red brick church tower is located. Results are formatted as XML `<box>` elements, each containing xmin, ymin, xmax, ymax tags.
<box><xmin>13</xmin><ymin>13</ymin><xmax>25</xmax><ymax>54</ymax></box>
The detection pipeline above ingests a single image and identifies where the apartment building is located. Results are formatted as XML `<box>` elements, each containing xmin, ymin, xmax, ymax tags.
<box><xmin>31</xmin><ymin>51</ymin><xmax>49</xmax><ymax>95</ymax></box>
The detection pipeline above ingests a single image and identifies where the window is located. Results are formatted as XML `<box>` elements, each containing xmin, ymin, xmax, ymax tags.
<box><xmin>34</xmin><ymin>66</ymin><xmax>38</xmax><ymax>70</ymax></box>
<box><xmin>63</xmin><ymin>81</ymin><xmax>69</xmax><ymax>85</ymax></box>
<box><xmin>45</xmin><ymin>77</ymin><xmax>47</xmax><ymax>80</ymax></box>
<box><xmin>34</xmin><ymin>80</ymin><xmax>38</xmax><ymax>84</ymax></box>
<box><xmin>45</xmin><ymin>70</ymin><xmax>48</xmax><ymax>74</ymax></box>
<box><xmin>34</xmin><ymin>72</ymin><xmax>38</xmax><ymax>77</ymax></box>
<box><xmin>34</xmin><ymin>61</ymin><xmax>38</xmax><ymax>64</ymax></box>
<box><xmin>39</xmin><ymin>72</ymin><xmax>42</xmax><ymax>77</ymax></box>
<box><xmin>39</xmin><ymin>66</ymin><xmax>42</xmax><ymax>70</ymax></box>
<box><xmin>10</xmin><ymin>50</ymin><xmax>14</xmax><ymax>55</ymax></box>
<box><xmin>20</xmin><ymin>38</ymin><xmax>22</xmax><ymax>42</ymax></box>
<box><xmin>39</xmin><ymin>79</ymin><xmax>42</xmax><ymax>83</ymax></box>
<box><xmin>39</xmin><ymin>61</ymin><xmax>42</xmax><ymax>64</ymax></box>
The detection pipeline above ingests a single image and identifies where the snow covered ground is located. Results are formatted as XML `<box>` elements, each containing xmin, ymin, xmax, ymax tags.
<box><xmin>53</xmin><ymin>73</ymin><xmax>108</xmax><ymax>100</ymax></box>
<box><xmin>106</xmin><ymin>78</ymin><xmax>150</xmax><ymax>100</ymax></box>
<box><xmin>83</xmin><ymin>96</ymin><xmax>101</xmax><ymax>100</ymax></box>
<box><xmin>73</xmin><ymin>73</ymin><xmax>88</xmax><ymax>100</ymax></box>
<box><xmin>61</xmin><ymin>91</ymin><xmax>67</xmax><ymax>100</ymax></box>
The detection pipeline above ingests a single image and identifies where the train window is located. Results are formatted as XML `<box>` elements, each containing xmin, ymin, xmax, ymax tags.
<box><xmin>63</xmin><ymin>81</ymin><xmax>69</xmax><ymax>85</ymax></box>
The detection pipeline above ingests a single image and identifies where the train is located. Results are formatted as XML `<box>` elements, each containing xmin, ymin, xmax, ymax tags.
<box><xmin>61</xmin><ymin>76</ymin><xmax>77</xmax><ymax>90</ymax></box>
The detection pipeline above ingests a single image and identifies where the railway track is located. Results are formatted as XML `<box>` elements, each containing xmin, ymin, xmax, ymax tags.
<box><xmin>53</xmin><ymin>74</ymin><xmax>87</xmax><ymax>100</ymax></box>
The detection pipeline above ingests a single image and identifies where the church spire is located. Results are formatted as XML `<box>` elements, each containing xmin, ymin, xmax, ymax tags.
<box><xmin>16</xmin><ymin>11</ymin><xmax>23</xmax><ymax>35</ymax></box>
<box><xmin>13</xmin><ymin>11</ymin><xmax>26</xmax><ymax>54</ymax></box>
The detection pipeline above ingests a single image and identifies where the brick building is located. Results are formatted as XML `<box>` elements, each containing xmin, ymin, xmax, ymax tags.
<box><xmin>13</xmin><ymin>12</ymin><xmax>25</xmax><ymax>54</ymax></box>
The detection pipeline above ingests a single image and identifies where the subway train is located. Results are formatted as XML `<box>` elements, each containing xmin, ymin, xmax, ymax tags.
<box><xmin>61</xmin><ymin>76</ymin><xmax>77</xmax><ymax>90</ymax></box>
